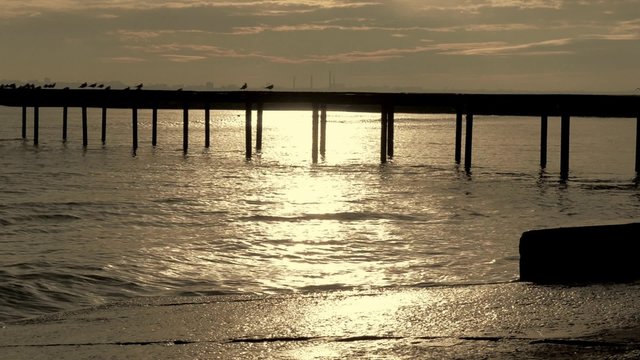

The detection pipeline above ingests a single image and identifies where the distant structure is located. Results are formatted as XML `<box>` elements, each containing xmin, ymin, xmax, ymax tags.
<box><xmin>240</xmin><ymin>83</ymin><xmax>247</xmax><ymax>90</ymax></box>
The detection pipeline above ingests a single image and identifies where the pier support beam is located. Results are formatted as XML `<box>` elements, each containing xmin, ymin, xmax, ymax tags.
<box><xmin>312</xmin><ymin>103</ymin><xmax>319</xmax><ymax>163</ymax></box>
<box><xmin>152</xmin><ymin>108</ymin><xmax>158</xmax><ymax>146</ymax></box>
<box><xmin>560</xmin><ymin>115</ymin><xmax>570</xmax><ymax>180</ymax></box>
<box><xmin>132</xmin><ymin>108</ymin><xmax>138</xmax><ymax>151</ymax></box>
<box><xmin>320</xmin><ymin>104</ymin><xmax>327</xmax><ymax>156</ymax></box>
<box><xmin>388</xmin><ymin>106</ymin><xmax>395</xmax><ymax>159</ymax></box>
<box><xmin>204</xmin><ymin>105</ymin><xmax>210</xmax><ymax>148</ymax></box>
<box><xmin>183</xmin><ymin>107</ymin><xmax>189</xmax><ymax>153</ymax></box>
<box><xmin>82</xmin><ymin>107</ymin><xmax>88</xmax><ymax>147</ymax></box>
<box><xmin>33</xmin><ymin>107</ymin><xmax>39</xmax><ymax>146</ymax></box>
<box><xmin>245</xmin><ymin>103</ymin><xmax>252</xmax><ymax>159</ymax></box>
<box><xmin>636</xmin><ymin>116</ymin><xmax>640</xmax><ymax>173</ymax></box>
<box><xmin>21</xmin><ymin>106</ymin><xmax>26</xmax><ymax>139</ymax></box>
<box><xmin>256</xmin><ymin>103</ymin><xmax>263</xmax><ymax>152</ymax></box>
<box><xmin>381</xmin><ymin>105</ymin><xmax>388</xmax><ymax>163</ymax></box>
<box><xmin>540</xmin><ymin>115</ymin><xmax>548</xmax><ymax>169</ymax></box>
<box><xmin>62</xmin><ymin>107</ymin><xmax>68</xmax><ymax>143</ymax></box>
<box><xmin>101</xmin><ymin>107</ymin><xmax>107</xmax><ymax>145</ymax></box>
<box><xmin>455</xmin><ymin>111</ymin><xmax>463</xmax><ymax>163</ymax></box>
<box><xmin>464</xmin><ymin>113</ymin><xmax>474</xmax><ymax>172</ymax></box>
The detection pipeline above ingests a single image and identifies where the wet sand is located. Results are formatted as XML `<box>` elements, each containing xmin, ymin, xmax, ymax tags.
<box><xmin>3</xmin><ymin>282</ymin><xmax>640</xmax><ymax>359</ymax></box>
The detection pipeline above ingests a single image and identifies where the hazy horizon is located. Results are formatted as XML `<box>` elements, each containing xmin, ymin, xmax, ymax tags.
<box><xmin>2</xmin><ymin>1</ymin><xmax>639</xmax><ymax>93</ymax></box>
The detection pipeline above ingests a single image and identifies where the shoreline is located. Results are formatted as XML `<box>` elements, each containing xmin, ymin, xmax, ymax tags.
<box><xmin>3</xmin><ymin>281</ymin><xmax>640</xmax><ymax>358</ymax></box>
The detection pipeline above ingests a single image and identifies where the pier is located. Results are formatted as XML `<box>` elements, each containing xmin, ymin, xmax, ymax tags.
<box><xmin>1</xmin><ymin>89</ymin><xmax>639</xmax><ymax>179</ymax></box>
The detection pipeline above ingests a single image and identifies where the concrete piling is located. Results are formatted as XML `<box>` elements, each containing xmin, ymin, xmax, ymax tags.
<box><xmin>256</xmin><ymin>103</ymin><xmax>263</xmax><ymax>152</ymax></box>
<box><xmin>101</xmin><ymin>107</ymin><xmax>107</xmax><ymax>145</ymax></box>
<box><xmin>152</xmin><ymin>108</ymin><xmax>158</xmax><ymax>147</ymax></box>
<box><xmin>205</xmin><ymin>105</ymin><xmax>210</xmax><ymax>148</ymax></box>
<box><xmin>540</xmin><ymin>115</ymin><xmax>548</xmax><ymax>169</ymax></box>
<box><xmin>33</xmin><ymin>107</ymin><xmax>39</xmax><ymax>146</ymax></box>
<box><xmin>82</xmin><ymin>106</ymin><xmax>87</xmax><ymax>147</ymax></box>
<box><xmin>312</xmin><ymin>104</ymin><xmax>319</xmax><ymax>163</ymax></box>
<box><xmin>464</xmin><ymin>113</ymin><xmax>474</xmax><ymax>172</ymax></box>
<box><xmin>560</xmin><ymin>115</ymin><xmax>570</xmax><ymax>180</ymax></box>
<box><xmin>245</xmin><ymin>103</ymin><xmax>252</xmax><ymax>159</ymax></box>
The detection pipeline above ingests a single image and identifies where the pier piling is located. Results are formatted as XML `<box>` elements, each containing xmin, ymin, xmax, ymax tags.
<box><xmin>82</xmin><ymin>107</ymin><xmax>88</xmax><ymax>147</ymax></box>
<box><xmin>540</xmin><ymin>115</ymin><xmax>548</xmax><ymax>169</ymax></box>
<box><xmin>560</xmin><ymin>115</ymin><xmax>570</xmax><ymax>180</ymax></box>
<box><xmin>636</xmin><ymin>116</ymin><xmax>640</xmax><ymax>173</ymax></box>
<box><xmin>183</xmin><ymin>106</ymin><xmax>189</xmax><ymax>152</ymax></box>
<box><xmin>381</xmin><ymin>105</ymin><xmax>388</xmax><ymax>163</ymax></box>
<box><xmin>256</xmin><ymin>103</ymin><xmax>263</xmax><ymax>152</ymax></box>
<box><xmin>388</xmin><ymin>106</ymin><xmax>395</xmax><ymax>159</ymax></box>
<box><xmin>464</xmin><ymin>113</ymin><xmax>474</xmax><ymax>172</ymax></box>
<box><xmin>132</xmin><ymin>108</ymin><xmax>138</xmax><ymax>151</ymax></box>
<box><xmin>101</xmin><ymin>107</ymin><xmax>107</xmax><ymax>145</ymax></box>
<box><xmin>455</xmin><ymin>111</ymin><xmax>463</xmax><ymax>163</ymax></box>
<box><xmin>33</xmin><ymin>107</ymin><xmax>39</xmax><ymax>146</ymax></box>
<box><xmin>320</xmin><ymin>104</ymin><xmax>327</xmax><ymax>156</ymax></box>
<box><xmin>245</xmin><ymin>103</ymin><xmax>252</xmax><ymax>159</ymax></box>
<box><xmin>312</xmin><ymin>103</ymin><xmax>319</xmax><ymax>163</ymax></box>
<box><xmin>62</xmin><ymin>107</ymin><xmax>68</xmax><ymax>142</ymax></box>
<box><xmin>21</xmin><ymin>106</ymin><xmax>26</xmax><ymax>139</ymax></box>
<box><xmin>205</xmin><ymin>105</ymin><xmax>210</xmax><ymax>148</ymax></box>
<box><xmin>152</xmin><ymin>108</ymin><xmax>158</xmax><ymax>146</ymax></box>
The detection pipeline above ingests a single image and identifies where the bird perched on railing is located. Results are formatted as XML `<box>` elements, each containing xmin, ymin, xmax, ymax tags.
<box><xmin>79</xmin><ymin>82</ymin><xmax>88</xmax><ymax>88</ymax></box>
<box><xmin>240</xmin><ymin>83</ymin><xmax>247</xmax><ymax>90</ymax></box>
<box><xmin>135</xmin><ymin>83</ymin><xmax>143</xmax><ymax>90</ymax></box>
<box><xmin>265</xmin><ymin>84</ymin><xmax>274</xmax><ymax>90</ymax></box>
<box><xmin>89</xmin><ymin>83</ymin><xmax>97</xmax><ymax>88</ymax></box>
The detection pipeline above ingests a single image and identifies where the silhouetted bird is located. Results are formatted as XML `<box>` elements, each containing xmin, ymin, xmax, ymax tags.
<box><xmin>89</xmin><ymin>83</ymin><xmax>97</xmax><ymax>88</ymax></box>
<box><xmin>97</xmin><ymin>84</ymin><xmax>104</xmax><ymax>88</ymax></box>
<box><xmin>105</xmin><ymin>86</ymin><xmax>111</xmax><ymax>90</ymax></box>
<box><xmin>240</xmin><ymin>83</ymin><xmax>247</xmax><ymax>90</ymax></box>
<box><xmin>265</xmin><ymin>84</ymin><xmax>274</xmax><ymax>90</ymax></box>
<box><xmin>79</xmin><ymin>82</ymin><xmax>88</xmax><ymax>88</ymax></box>
<box><xmin>135</xmin><ymin>83</ymin><xmax>143</xmax><ymax>90</ymax></box>
<box><xmin>124</xmin><ymin>87</ymin><xmax>130</xmax><ymax>90</ymax></box>
<box><xmin>177</xmin><ymin>88</ymin><xmax>183</xmax><ymax>91</ymax></box>
<box><xmin>63</xmin><ymin>87</ymin><xmax>70</xmax><ymax>90</ymax></box>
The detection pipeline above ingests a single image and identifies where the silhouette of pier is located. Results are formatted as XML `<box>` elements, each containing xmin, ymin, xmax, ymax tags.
<box><xmin>1</xmin><ymin>88</ymin><xmax>639</xmax><ymax>180</ymax></box>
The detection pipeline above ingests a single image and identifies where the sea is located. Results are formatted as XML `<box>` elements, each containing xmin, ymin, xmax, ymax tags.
<box><xmin>1</xmin><ymin>104</ymin><xmax>639</xmax><ymax>322</ymax></box>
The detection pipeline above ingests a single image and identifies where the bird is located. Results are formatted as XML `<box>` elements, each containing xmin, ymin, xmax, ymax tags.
<box><xmin>124</xmin><ymin>87</ymin><xmax>130</xmax><ymax>90</ymax></box>
<box><xmin>265</xmin><ymin>84</ymin><xmax>274</xmax><ymax>90</ymax></box>
<box><xmin>79</xmin><ymin>82</ymin><xmax>88</xmax><ymax>88</ymax></box>
<box><xmin>240</xmin><ymin>83</ymin><xmax>247</xmax><ymax>90</ymax></box>
<box><xmin>135</xmin><ymin>83</ymin><xmax>143</xmax><ymax>90</ymax></box>
<box><xmin>97</xmin><ymin>84</ymin><xmax>104</xmax><ymax>88</ymax></box>
<box><xmin>104</xmin><ymin>86</ymin><xmax>111</xmax><ymax>90</ymax></box>
<box><xmin>89</xmin><ymin>83</ymin><xmax>97</xmax><ymax>88</ymax></box>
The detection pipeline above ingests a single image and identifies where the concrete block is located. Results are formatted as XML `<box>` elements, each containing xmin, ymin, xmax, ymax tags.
<box><xmin>520</xmin><ymin>222</ymin><xmax>640</xmax><ymax>283</ymax></box>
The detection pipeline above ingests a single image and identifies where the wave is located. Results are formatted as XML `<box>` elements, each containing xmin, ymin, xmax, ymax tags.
<box><xmin>243</xmin><ymin>212</ymin><xmax>421</xmax><ymax>222</ymax></box>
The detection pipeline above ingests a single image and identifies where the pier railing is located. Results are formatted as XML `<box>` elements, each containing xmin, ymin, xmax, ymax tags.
<box><xmin>1</xmin><ymin>89</ymin><xmax>639</xmax><ymax>179</ymax></box>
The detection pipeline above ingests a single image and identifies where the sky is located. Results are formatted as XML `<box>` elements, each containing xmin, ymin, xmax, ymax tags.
<box><xmin>1</xmin><ymin>0</ymin><xmax>639</xmax><ymax>92</ymax></box>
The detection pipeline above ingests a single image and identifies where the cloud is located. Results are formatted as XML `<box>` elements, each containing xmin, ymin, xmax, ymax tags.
<box><xmin>105</xmin><ymin>56</ymin><xmax>147</xmax><ymax>63</ymax></box>
<box><xmin>437</xmin><ymin>38</ymin><xmax>572</xmax><ymax>55</ymax></box>
<box><xmin>0</xmin><ymin>0</ymin><xmax>380</xmax><ymax>18</ymax></box>
<box><xmin>161</xmin><ymin>54</ymin><xmax>207</xmax><ymax>62</ymax></box>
